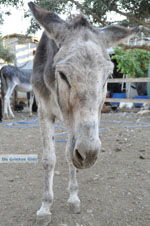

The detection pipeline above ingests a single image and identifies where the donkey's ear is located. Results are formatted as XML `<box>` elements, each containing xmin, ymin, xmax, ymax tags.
<box><xmin>98</xmin><ymin>25</ymin><xmax>139</xmax><ymax>48</ymax></box>
<box><xmin>28</xmin><ymin>2</ymin><xmax>66</xmax><ymax>42</ymax></box>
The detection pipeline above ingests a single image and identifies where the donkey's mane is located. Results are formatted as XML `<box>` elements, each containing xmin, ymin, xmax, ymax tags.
<box><xmin>69</xmin><ymin>15</ymin><xmax>91</xmax><ymax>29</ymax></box>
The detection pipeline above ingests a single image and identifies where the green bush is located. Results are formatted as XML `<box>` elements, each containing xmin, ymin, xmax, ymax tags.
<box><xmin>112</xmin><ymin>47</ymin><xmax>150</xmax><ymax>78</ymax></box>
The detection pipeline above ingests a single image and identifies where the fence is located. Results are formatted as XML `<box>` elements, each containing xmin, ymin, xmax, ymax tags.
<box><xmin>1</xmin><ymin>77</ymin><xmax>150</xmax><ymax>104</ymax></box>
<box><xmin>106</xmin><ymin>77</ymin><xmax>150</xmax><ymax>104</ymax></box>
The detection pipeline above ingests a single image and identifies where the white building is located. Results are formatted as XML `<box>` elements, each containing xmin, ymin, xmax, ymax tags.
<box><xmin>1</xmin><ymin>34</ymin><xmax>39</xmax><ymax>104</ymax></box>
<box><xmin>3</xmin><ymin>33</ymin><xmax>38</xmax><ymax>69</ymax></box>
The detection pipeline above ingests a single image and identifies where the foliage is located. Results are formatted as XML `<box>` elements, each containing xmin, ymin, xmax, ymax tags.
<box><xmin>0</xmin><ymin>13</ymin><xmax>3</xmax><ymax>24</ymax></box>
<box><xmin>119</xmin><ymin>0</ymin><xmax>149</xmax><ymax>19</ymax></box>
<box><xmin>0</xmin><ymin>0</ymin><xmax>22</xmax><ymax>6</ymax></box>
<box><xmin>26</xmin><ymin>0</ymin><xmax>71</xmax><ymax>34</ymax></box>
<box><xmin>112</xmin><ymin>47</ymin><xmax>150</xmax><ymax>78</ymax></box>
<box><xmin>28</xmin><ymin>0</ymin><xmax>150</xmax><ymax>33</ymax></box>
<box><xmin>0</xmin><ymin>0</ymin><xmax>150</xmax><ymax>33</ymax></box>
<box><xmin>0</xmin><ymin>0</ymin><xmax>23</xmax><ymax>24</ymax></box>
<box><xmin>66</xmin><ymin>0</ymin><xmax>149</xmax><ymax>26</ymax></box>
<box><xmin>0</xmin><ymin>38</ymin><xmax>15</xmax><ymax>63</ymax></box>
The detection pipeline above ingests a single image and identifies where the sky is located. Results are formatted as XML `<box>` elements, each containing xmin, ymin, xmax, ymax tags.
<box><xmin>1</xmin><ymin>7</ymin><xmax>31</xmax><ymax>35</ymax></box>
<box><xmin>1</xmin><ymin>0</ymin><xmax>125</xmax><ymax>38</ymax></box>
<box><xmin>1</xmin><ymin>1</ymin><xmax>37</xmax><ymax>37</ymax></box>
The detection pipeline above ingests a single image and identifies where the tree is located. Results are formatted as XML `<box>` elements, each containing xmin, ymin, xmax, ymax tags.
<box><xmin>66</xmin><ymin>0</ymin><xmax>150</xmax><ymax>27</ymax></box>
<box><xmin>26</xmin><ymin>0</ymin><xmax>149</xmax><ymax>33</ymax></box>
<box><xmin>0</xmin><ymin>37</ymin><xmax>15</xmax><ymax>63</ymax></box>
<box><xmin>0</xmin><ymin>0</ymin><xmax>149</xmax><ymax>33</ymax></box>
<box><xmin>0</xmin><ymin>0</ymin><xmax>23</xmax><ymax>24</ymax></box>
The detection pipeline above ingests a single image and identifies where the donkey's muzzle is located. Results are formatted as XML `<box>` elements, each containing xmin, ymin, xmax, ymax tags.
<box><xmin>72</xmin><ymin>140</ymin><xmax>101</xmax><ymax>169</ymax></box>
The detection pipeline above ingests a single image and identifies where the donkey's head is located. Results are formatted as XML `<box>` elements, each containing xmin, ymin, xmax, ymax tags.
<box><xmin>29</xmin><ymin>2</ymin><xmax>138</xmax><ymax>169</ymax></box>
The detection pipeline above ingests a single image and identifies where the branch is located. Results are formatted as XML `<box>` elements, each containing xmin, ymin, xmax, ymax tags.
<box><xmin>65</xmin><ymin>0</ymin><xmax>106</xmax><ymax>26</ymax></box>
<box><xmin>66</xmin><ymin>0</ymin><xmax>150</xmax><ymax>28</ymax></box>
<box><xmin>114</xmin><ymin>8</ymin><xmax>150</xmax><ymax>27</ymax></box>
<box><xmin>120</xmin><ymin>44</ymin><xmax>150</xmax><ymax>51</ymax></box>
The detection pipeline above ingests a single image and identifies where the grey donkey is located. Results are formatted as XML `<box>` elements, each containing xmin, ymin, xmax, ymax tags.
<box><xmin>28</xmin><ymin>2</ymin><xmax>138</xmax><ymax>221</ymax></box>
<box><xmin>0</xmin><ymin>65</ymin><xmax>33</xmax><ymax>119</ymax></box>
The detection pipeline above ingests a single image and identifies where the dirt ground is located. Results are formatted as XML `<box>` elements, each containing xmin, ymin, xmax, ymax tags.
<box><xmin>0</xmin><ymin>111</ymin><xmax>150</xmax><ymax>226</ymax></box>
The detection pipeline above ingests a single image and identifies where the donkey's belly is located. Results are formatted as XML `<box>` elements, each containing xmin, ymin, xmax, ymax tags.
<box><xmin>16</xmin><ymin>83</ymin><xmax>32</xmax><ymax>92</ymax></box>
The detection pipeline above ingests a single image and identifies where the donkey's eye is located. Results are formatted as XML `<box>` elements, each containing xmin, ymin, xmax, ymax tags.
<box><xmin>59</xmin><ymin>71</ymin><xmax>71</xmax><ymax>88</ymax></box>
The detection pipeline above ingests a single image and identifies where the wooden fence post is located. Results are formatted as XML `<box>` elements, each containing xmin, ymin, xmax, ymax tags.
<box><xmin>106</xmin><ymin>77</ymin><xmax>150</xmax><ymax>104</ymax></box>
<box><xmin>147</xmin><ymin>64</ymin><xmax>150</xmax><ymax>97</ymax></box>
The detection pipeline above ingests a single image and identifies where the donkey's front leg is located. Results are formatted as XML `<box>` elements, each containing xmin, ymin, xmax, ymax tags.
<box><xmin>37</xmin><ymin>118</ymin><xmax>56</xmax><ymax>217</ymax></box>
<box><xmin>66</xmin><ymin>136</ymin><xmax>81</xmax><ymax>214</ymax></box>
<box><xmin>29</xmin><ymin>92</ymin><xmax>34</xmax><ymax>117</ymax></box>
<box><xmin>8</xmin><ymin>99</ymin><xmax>15</xmax><ymax>118</ymax></box>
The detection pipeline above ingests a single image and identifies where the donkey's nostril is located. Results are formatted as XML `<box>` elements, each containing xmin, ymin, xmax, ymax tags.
<box><xmin>75</xmin><ymin>149</ymin><xmax>86</xmax><ymax>162</ymax></box>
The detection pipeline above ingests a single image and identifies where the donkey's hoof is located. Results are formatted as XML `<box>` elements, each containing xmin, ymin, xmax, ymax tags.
<box><xmin>10</xmin><ymin>114</ymin><xmax>15</xmax><ymax>119</ymax></box>
<box><xmin>36</xmin><ymin>207</ymin><xmax>51</xmax><ymax>226</ymax></box>
<box><xmin>36</xmin><ymin>214</ymin><xmax>51</xmax><ymax>226</ymax></box>
<box><xmin>68</xmin><ymin>199</ymin><xmax>81</xmax><ymax>214</ymax></box>
<box><xmin>37</xmin><ymin>207</ymin><xmax>51</xmax><ymax>217</ymax></box>
<box><xmin>69</xmin><ymin>202</ymin><xmax>81</xmax><ymax>214</ymax></box>
<box><xmin>3</xmin><ymin>115</ymin><xmax>9</xmax><ymax>120</ymax></box>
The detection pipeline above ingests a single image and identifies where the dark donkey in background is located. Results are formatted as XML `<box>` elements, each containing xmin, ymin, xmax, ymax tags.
<box><xmin>28</xmin><ymin>2</ymin><xmax>138</xmax><ymax>221</ymax></box>
<box><xmin>0</xmin><ymin>65</ymin><xmax>34</xmax><ymax>119</ymax></box>
<box><xmin>0</xmin><ymin>98</ymin><xmax>2</xmax><ymax>121</ymax></box>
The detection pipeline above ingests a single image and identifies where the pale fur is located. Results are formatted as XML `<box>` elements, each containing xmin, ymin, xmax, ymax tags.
<box><xmin>28</xmin><ymin>2</ymin><xmax>138</xmax><ymax>221</ymax></box>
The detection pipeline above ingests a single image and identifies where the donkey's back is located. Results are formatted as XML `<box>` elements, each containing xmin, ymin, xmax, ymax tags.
<box><xmin>1</xmin><ymin>65</ymin><xmax>32</xmax><ymax>84</ymax></box>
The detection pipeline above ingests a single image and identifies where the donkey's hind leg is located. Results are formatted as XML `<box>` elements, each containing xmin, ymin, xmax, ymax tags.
<box><xmin>66</xmin><ymin>135</ymin><xmax>81</xmax><ymax>214</ymax></box>
<box><xmin>4</xmin><ymin>83</ymin><xmax>16</xmax><ymax>119</ymax></box>
<box><xmin>4</xmin><ymin>96</ymin><xmax>8</xmax><ymax>119</ymax></box>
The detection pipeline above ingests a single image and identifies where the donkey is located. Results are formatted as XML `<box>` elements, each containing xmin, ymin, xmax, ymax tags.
<box><xmin>119</xmin><ymin>82</ymin><xmax>147</xmax><ymax>109</ymax></box>
<box><xmin>28</xmin><ymin>2</ymin><xmax>138</xmax><ymax>220</ymax></box>
<box><xmin>0</xmin><ymin>65</ymin><xmax>33</xmax><ymax>119</ymax></box>
<box><xmin>0</xmin><ymin>98</ymin><xmax>2</xmax><ymax>122</ymax></box>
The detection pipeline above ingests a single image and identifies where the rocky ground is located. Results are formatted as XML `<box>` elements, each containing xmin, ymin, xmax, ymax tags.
<box><xmin>0</xmin><ymin>111</ymin><xmax>150</xmax><ymax>226</ymax></box>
